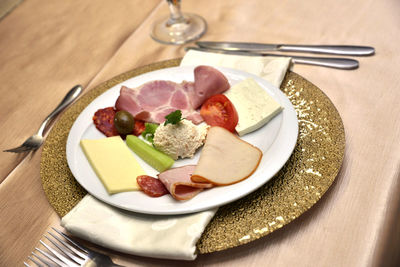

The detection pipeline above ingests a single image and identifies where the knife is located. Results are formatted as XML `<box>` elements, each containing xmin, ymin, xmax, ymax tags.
<box><xmin>196</xmin><ymin>41</ymin><xmax>375</xmax><ymax>56</ymax></box>
<box><xmin>185</xmin><ymin>47</ymin><xmax>359</xmax><ymax>70</ymax></box>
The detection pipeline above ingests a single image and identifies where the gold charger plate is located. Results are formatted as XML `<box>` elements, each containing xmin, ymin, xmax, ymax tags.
<box><xmin>40</xmin><ymin>58</ymin><xmax>345</xmax><ymax>254</ymax></box>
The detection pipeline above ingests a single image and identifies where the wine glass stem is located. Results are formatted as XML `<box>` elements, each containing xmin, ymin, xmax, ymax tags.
<box><xmin>167</xmin><ymin>0</ymin><xmax>185</xmax><ymax>25</ymax></box>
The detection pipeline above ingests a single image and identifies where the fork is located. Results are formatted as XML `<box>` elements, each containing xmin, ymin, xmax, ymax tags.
<box><xmin>24</xmin><ymin>227</ymin><xmax>124</xmax><ymax>267</ymax></box>
<box><xmin>4</xmin><ymin>85</ymin><xmax>82</xmax><ymax>153</ymax></box>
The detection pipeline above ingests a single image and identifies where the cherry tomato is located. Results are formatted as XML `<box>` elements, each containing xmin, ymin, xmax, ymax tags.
<box><xmin>132</xmin><ymin>120</ymin><xmax>146</xmax><ymax>136</ymax></box>
<box><xmin>200</xmin><ymin>94</ymin><xmax>238</xmax><ymax>132</ymax></box>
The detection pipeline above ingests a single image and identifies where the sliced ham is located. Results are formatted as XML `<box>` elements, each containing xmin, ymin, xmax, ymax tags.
<box><xmin>115</xmin><ymin>81</ymin><xmax>203</xmax><ymax>125</ymax></box>
<box><xmin>158</xmin><ymin>165</ymin><xmax>213</xmax><ymax>200</ymax></box>
<box><xmin>189</xmin><ymin>66</ymin><xmax>231</xmax><ymax>109</ymax></box>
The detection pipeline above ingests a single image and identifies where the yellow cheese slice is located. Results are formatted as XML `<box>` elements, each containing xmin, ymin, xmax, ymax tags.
<box><xmin>224</xmin><ymin>78</ymin><xmax>283</xmax><ymax>136</ymax></box>
<box><xmin>80</xmin><ymin>136</ymin><xmax>146</xmax><ymax>194</ymax></box>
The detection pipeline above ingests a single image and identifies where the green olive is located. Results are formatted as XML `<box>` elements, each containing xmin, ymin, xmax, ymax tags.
<box><xmin>114</xmin><ymin>110</ymin><xmax>134</xmax><ymax>134</ymax></box>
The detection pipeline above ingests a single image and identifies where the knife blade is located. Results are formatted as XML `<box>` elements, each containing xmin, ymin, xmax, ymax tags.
<box><xmin>185</xmin><ymin>47</ymin><xmax>359</xmax><ymax>70</ymax></box>
<box><xmin>196</xmin><ymin>41</ymin><xmax>375</xmax><ymax>56</ymax></box>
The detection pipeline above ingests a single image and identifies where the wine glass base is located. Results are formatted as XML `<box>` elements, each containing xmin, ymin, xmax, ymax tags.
<box><xmin>151</xmin><ymin>13</ymin><xmax>207</xmax><ymax>45</ymax></box>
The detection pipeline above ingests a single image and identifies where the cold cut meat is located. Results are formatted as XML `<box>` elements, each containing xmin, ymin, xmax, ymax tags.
<box><xmin>189</xmin><ymin>65</ymin><xmax>230</xmax><ymax>109</ymax></box>
<box><xmin>137</xmin><ymin>175</ymin><xmax>169</xmax><ymax>197</ymax></box>
<box><xmin>158</xmin><ymin>165</ymin><xmax>213</xmax><ymax>200</ymax></box>
<box><xmin>115</xmin><ymin>81</ymin><xmax>203</xmax><ymax>125</ymax></box>
<box><xmin>93</xmin><ymin>107</ymin><xmax>119</xmax><ymax>137</ymax></box>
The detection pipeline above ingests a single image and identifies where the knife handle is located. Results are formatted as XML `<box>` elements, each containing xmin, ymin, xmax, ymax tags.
<box><xmin>291</xmin><ymin>56</ymin><xmax>359</xmax><ymax>69</ymax></box>
<box><xmin>279</xmin><ymin>45</ymin><xmax>375</xmax><ymax>56</ymax></box>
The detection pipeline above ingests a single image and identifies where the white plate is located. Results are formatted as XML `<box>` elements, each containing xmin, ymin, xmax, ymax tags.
<box><xmin>66</xmin><ymin>66</ymin><xmax>298</xmax><ymax>215</ymax></box>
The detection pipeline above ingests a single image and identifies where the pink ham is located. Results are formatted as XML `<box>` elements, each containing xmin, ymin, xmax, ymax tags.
<box><xmin>115</xmin><ymin>81</ymin><xmax>203</xmax><ymax>124</ymax></box>
<box><xmin>189</xmin><ymin>65</ymin><xmax>231</xmax><ymax>109</ymax></box>
<box><xmin>158</xmin><ymin>165</ymin><xmax>213</xmax><ymax>201</ymax></box>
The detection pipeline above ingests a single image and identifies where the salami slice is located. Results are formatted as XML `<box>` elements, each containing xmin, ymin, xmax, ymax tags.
<box><xmin>93</xmin><ymin>107</ymin><xmax>119</xmax><ymax>137</ymax></box>
<box><xmin>137</xmin><ymin>175</ymin><xmax>169</xmax><ymax>197</ymax></box>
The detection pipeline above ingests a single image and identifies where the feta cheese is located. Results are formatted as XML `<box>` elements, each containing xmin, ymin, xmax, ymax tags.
<box><xmin>153</xmin><ymin>119</ymin><xmax>209</xmax><ymax>160</ymax></box>
<box><xmin>224</xmin><ymin>78</ymin><xmax>283</xmax><ymax>136</ymax></box>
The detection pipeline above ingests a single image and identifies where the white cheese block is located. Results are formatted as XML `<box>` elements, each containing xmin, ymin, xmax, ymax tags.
<box><xmin>224</xmin><ymin>78</ymin><xmax>283</xmax><ymax>136</ymax></box>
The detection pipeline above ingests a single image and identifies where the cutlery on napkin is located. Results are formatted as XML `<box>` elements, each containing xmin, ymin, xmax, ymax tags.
<box><xmin>61</xmin><ymin>50</ymin><xmax>291</xmax><ymax>260</ymax></box>
<box><xmin>196</xmin><ymin>41</ymin><xmax>375</xmax><ymax>56</ymax></box>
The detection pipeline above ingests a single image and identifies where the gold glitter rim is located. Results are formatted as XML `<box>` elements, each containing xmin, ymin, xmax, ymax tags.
<box><xmin>40</xmin><ymin>59</ymin><xmax>345</xmax><ymax>254</ymax></box>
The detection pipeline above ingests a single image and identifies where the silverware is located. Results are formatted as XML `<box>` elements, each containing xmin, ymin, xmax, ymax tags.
<box><xmin>186</xmin><ymin>47</ymin><xmax>359</xmax><ymax>70</ymax></box>
<box><xmin>24</xmin><ymin>228</ymin><xmax>124</xmax><ymax>267</ymax></box>
<box><xmin>4</xmin><ymin>85</ymin><xmax>82</xmax><ymax>153</ymax></box>
<box><xmin>196</xmin><ymin>41</ymin><xmax>375</xmax><ymax>56</ymax></box>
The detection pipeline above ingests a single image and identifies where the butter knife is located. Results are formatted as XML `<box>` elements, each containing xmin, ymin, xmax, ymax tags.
<box><xmin>196</xmin><ymin>41</ymin><xmax>375</xmax><ymax>56</ymax></box>
<box><xmin>186</xmin><ymin>47</ymin><xmax>359</xmax><ymax>70</ymax></box>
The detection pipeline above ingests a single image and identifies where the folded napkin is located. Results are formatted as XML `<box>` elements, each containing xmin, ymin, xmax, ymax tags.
<box><xmin>61</xmin><ymin>50</ymin><xmax>291</xmax><ymax>260</ymax></box>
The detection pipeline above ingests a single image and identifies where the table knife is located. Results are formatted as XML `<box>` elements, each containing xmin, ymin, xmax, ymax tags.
<box><xmin>186</xmin><ymin>47</ymin><xmax>359</xmax><ymax>70</ymax></box>
<box><xmin>196</xmin><ymin>41</ymin><xmax>375</xmax><ymax>56</ymax></box>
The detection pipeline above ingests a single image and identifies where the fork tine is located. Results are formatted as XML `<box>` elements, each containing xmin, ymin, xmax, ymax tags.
<box><xmin>48</xmin><ymin>231</ymin><xmax>87</xmax><ymax>260</ymax></box>
<box><xmin>28</xmin><ymin>254</ymin><xmax>44</xmax><ymax>267</ymax></box>
<box><xmin>23</xmin><ymin>262</ymin><xmax>31</xmax><ymax>267</ymax></box>
<box><xmin>52</xmin><ymin>227</ymin><xmax>89</xmax><ymax>253</ymax></box>
<box><xmin>35</xmin><ymin>247</ymin><xmax>67</xmax><ymax>267</ymax></box>
<box><xmin>45</xmin><ymin>233</ymin><xmax>86</xmax><ymax>265</ymax></box>
<box><xmin>39</xmin><ymin>240</ymin><xmax>80</xmax><ymax>267</ymax></box>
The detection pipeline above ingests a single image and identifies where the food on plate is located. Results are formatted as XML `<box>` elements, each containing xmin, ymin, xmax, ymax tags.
<box><xmin>114</xmin><ymin>110</ymin><xmax>134</xmax><ymax>134</ymax></box>
<box><xmin>189</xmin><ymin>65</ymin><xmax>230</xmax><ymax>109</ymax></box>
<box><xmin>93</xmin><ymin>107</ymin><xmax>119</xmax><ymax>137</ymax></box>
<box><xmin>84</xmin><ymin>67</ymin><xmax>284</xmax><ymax>201</ymax></box>
<box><xmin>191</xmin><ymin>126</ymin><xmax>262</xmax><ymax>185</ymax></box>
<box><xmin>224</xmin><ymin>78</ymin><xmax>283</xmax><ymax>136</ymax></box>
<box><xmin>153</xmin><ymin>119</ymin><xmax>209</xmax><ymax>160</ymax></box>
<box><xmin>164</xmin><ymin>109</ymin><xmax>183</xmax><ymax>125</ymax></box>
<box><xmin>126</xmin><ymin>135</ymin><xmax>174</xmax><ymax>172</ymax></box>
<box><xmin>136</xmin><ymin>175</ymin><xmax>169</xmax><ymax>197</ymax></box>
<box><xmin>115</xmin><ymin>81</ymin><xmax>203</xmax><ymax>125</ymax></box>
<box><xmin>80</xmin><ymin>136</ymin><xmax>146</xmax><ymax>194</ymax></box>
<box><xmin>93</xmin><ymin>107</ymin><xmax>145</xmax><ymax>137</ymax></box>
<box><xmin>158</xmin><ymin>165</ymin><xmax>213</xmax><ymax>200</ymax></box>
<box><xmin>200</xmin><ymin>94</ymin><xmax>238</xmax><ymax>132</ymax></box>
<box><xmin>141</xmin><ymin>122</ymin><xmax>158</xmax><ymax>143</ymax></box>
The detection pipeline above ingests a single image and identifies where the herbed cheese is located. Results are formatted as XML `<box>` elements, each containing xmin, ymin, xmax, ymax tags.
<box><xmin>153</xmin><ymin>119</ymin><xmax>209</xmax><ymax>160</ymax></box>
<box><xmin>224</xmin><ymin>78</ymin><xmax>283</xmax><ymax>136</ymax></box>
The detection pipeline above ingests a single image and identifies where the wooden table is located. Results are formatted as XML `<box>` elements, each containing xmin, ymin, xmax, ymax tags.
<box><xmin>1</xmin><ymin>0</ymin><xmax>399</xmax><ymax>266</ymax></box>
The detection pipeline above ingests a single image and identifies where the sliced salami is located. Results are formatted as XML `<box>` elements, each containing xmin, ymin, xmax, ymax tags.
<box><xmin>93</xmin><ymin>107</ymin><xmax>119</xmax><ymax>137</ymax></box>
<box><xmin>137</xmin><ymin>175</ymin><xmax>169</xmax><ymax>197</ymax></box>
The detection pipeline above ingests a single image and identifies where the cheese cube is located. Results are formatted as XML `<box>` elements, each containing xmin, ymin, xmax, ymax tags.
<box><xmin>80</xmin><ymin>136</ymin><xmax>146</xmax><ymax>194</ymax></box>
<box><xmin>224</xmin><ymin>78</ymin><xmax>283</xmax><ymax>136</ymax></box>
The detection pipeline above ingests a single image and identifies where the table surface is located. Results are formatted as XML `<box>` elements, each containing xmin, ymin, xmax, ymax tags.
<box><xmin>1</xmin><ymin>0</ymin><xmax>399</xmax><ymax>266</ymax></box>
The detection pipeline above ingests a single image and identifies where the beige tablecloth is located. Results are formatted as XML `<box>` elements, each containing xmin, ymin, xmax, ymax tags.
<box><xmin>0</xmin><ymin>0</ymin><xmax>399</xmax><ymax>266</ymax></box>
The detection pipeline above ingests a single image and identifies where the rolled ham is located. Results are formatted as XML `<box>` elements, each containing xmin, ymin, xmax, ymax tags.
<box><xmin>157</xmin><ymin>165</ymin><xmax>213</xmax><ymax>200</ymax></box>
<box><xmin>189</xmin><ymin>65</ymin><xmax>230</xmax><ymax>109</ymax></box>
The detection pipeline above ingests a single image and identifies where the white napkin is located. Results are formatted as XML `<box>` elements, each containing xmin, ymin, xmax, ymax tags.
<box><xmin>61</xmin><ymin>50</ymin><xmax>291</xmax><ymax>260</ymax></box>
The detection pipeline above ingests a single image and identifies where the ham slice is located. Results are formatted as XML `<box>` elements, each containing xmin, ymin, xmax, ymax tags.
<box><xmin>189</xmin><ymin>66</ymin><xmax>231</xmax><ymax>109</ymax></box>
<box><xmin>115</xmin><ymin>81</ymin><xmax>203</xmax><ymax>124</ymax></box>
<box><xmin>158</xmin><ymin>165</ymin><xmax>213</xmax><ymax>200</ymax></box>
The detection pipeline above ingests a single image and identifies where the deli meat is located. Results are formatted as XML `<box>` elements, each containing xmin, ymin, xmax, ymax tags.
<box><xmin>137</xmin><ymin>175</ymin><xmax>169</xmax><ymax>197</ymax></box>
<box><xmin>189</xmin><ymin>66</ymin><xmax>230</xmax><ymax>109</ymax></box>
<box><xmin>158</xmin><ymin>165</ymin><xmax>213</xmax><ymax>200</ymax></box>
<box><xmin>115</xmin><ymin>81</ymin><xmax>203</xmax><ymax>124</ymax></box>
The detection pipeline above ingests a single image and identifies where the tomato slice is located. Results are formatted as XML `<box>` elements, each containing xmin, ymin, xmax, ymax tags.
<box><xmin>200</xmin><ymin>94</ymin><xmax>238</xmax><ymax>132</ymax></box>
